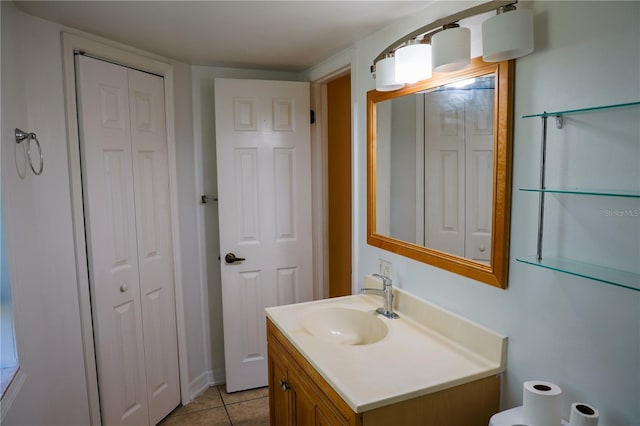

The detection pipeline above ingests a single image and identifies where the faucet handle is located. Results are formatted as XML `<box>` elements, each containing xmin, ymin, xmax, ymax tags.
<box><xmin>372</xmin><ymin>273</ymin><xmax>392</xmax><ymax>288</ymax></box>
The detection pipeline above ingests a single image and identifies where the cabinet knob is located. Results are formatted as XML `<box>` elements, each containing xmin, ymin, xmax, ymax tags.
<box><xmin>120</xmin><ymin>284</ymin><xmax>128</xmax><ymax>293</ymax></box>
<box><xmin>279</xmin><ymin>380</ymin><xmax>290</xmax><ymax>392</ymax></box>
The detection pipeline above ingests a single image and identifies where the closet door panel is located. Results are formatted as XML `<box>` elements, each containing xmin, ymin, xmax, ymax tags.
<box><xmin>127</xmin><ymin>68</ymin><xmax>180</xmax><ymax>424</ymax></box>
<box><xmin>76</xmin><ymin>55</ymin><xmax>149</xmax><ymax>426</ymax></box>
<box><xmin>464</xmin><ymin>90</ymin><xmax>494</xmax><ymax>262</ymax></box>
<box><xmin>424</xmin><ymin>92</ymin><xmax>465</xmax><ymax>256</ymax></box>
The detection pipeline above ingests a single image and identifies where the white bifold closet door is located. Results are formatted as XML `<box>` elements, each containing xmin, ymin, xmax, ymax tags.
<box><xmin>424</xmin><ymin>89</ymin><xmax>493</xmax><ymax>262</ymax></box>
<box><xmin>76</xmin><ymin>55</ymin><xmax>180</xmax><ymax>426</ymax></box>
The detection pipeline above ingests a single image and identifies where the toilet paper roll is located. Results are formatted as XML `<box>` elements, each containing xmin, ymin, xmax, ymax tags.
<box><xmin>522</xmin><ymin>381</ymin><xmax>563</xmax><ymax>426</ymax></box>
<box><xmin>569</xmin><ymin>403</ymin><xmax>599</xmax><ymax>426</ymax></box>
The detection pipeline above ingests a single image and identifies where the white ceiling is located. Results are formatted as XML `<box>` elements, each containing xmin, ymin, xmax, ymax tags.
<box><xmin>15</xmin><ymin>1</ymin><xmax>434</xmax><ymax>71</ymax></box>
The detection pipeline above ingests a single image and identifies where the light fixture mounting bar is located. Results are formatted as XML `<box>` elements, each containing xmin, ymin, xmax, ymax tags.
<box><xmin>372</xmin><ymin>0</ymin><xmax>516</xmax><ymax>67</ymax></box>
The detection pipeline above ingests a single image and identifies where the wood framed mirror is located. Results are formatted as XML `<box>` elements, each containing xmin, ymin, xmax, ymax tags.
<box><xmin>367</xmin><ymin>57</ymin><xmax>513</xmax><ymax>289</ymax></box>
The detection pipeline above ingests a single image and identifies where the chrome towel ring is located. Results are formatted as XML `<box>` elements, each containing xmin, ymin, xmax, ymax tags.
<box><xmin>15</xmin><ymin>128</ymin><xmax>43</xmax><ymax>175</ymax></box>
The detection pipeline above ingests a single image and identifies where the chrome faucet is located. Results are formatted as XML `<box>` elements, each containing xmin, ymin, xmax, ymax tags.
<box><xmin>361</xmin><ymin>274</ymin><xmax>399</xmax><ymax>319</ymax></box>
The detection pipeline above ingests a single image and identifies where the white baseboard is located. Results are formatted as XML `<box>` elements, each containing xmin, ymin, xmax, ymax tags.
<box><xmin>187</xmin><ymin>371</ymin><xmax>211</xmax><ymax>402</ymax></box>
<box><xmin>187</xmin><ymin>367</ymin><xmax>226</xmax><ymax>402</ymax></box>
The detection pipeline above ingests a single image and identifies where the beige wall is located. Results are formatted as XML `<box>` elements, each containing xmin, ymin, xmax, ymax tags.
<box><xmin>0</xmin><ymin>2</ymin><xmax>202</xmax><ymax>421</ymax></box>
<box><xmin>345</xmin><ymin>1</ymin><xmax>639</xmax><ymax>423</ymax></box>
<box><xmin>1</xmin><ymin>3</ymin><xmax>92</xmax><ymax>423</ymax></box>
<box><xmin>3</xmin><ymin>1</ymin><xmax>638</xmax><ymax>424</ymax></box>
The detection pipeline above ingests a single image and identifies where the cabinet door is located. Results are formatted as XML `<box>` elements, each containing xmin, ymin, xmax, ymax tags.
<box><xmin>289</xmin><ymin>371</ymin><xmax>316</xmax><ymax>425</ymax></box>
<box><xmin>268</xmin><ymin>348</ymin><xmax>290</xmax><ymax>425</ymax></box>
<box><xmin>314</xmin><ymin>407</ymin><xmax>335</xmax><ymax>426</ymax></box>
<box><xmin>268</xmin><ymin>351</ymin><xmax>318</xmax><ymax>426</ymax></box>
<box><xmin>268</xmin><ymin>320</ymin><xmax>355</xmax><ymax>426</ymax></box>
<box><xmin>289</xmin><ymin>365</ymin><xmax>349</xmax><ymax>426</ymax></box>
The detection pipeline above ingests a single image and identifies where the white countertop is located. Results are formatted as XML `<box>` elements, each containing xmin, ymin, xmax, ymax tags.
<box><xmin>265</xmin><ymin>278</ymin><xmax>507</xmax><ymax>413</ymax></box>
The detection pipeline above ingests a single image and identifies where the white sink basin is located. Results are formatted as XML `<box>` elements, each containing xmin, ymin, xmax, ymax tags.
<box><xmin>301</xmin><ymin>307</ymin><xmax>388</xmax><ymax>345</ymax></box>
<box><xmin>266</xmin><ymin>285</ymin><xmax>507</xmax><ymax>413</ymax></box>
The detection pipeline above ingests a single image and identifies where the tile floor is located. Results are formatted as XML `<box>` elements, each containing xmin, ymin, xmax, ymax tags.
<box><xmin>160</xmin><ymin>385</ymin><xmax>269</xmax><ymax>426</ymax></box>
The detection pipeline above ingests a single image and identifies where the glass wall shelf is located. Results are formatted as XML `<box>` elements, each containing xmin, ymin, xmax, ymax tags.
<box><xmin>519</xmin><ymin>188</ymin><xmax>640</xmax><ymax>198</ymax></box>
<box><xmin>519</xmin><ymin>100</ymin><xmax>639</xmax><ymax>291</ymax></box>
<box><xmin>521</xmin><ymin>101</ymin><xmax>640</xmax><ymax>119</ymax></box>
<box><xmin>516</xmin><ymin>256</ymin><xmax>640</xmax><ymax>292</ymax></box>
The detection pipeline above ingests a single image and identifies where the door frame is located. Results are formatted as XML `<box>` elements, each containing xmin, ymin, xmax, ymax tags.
<box><xmin>61</xmin><ymin>32</ymin><xmax>189</xmax><ymax>425</ymax></box>
<box><xmin>306</xmin><ymin>47</ymin><xmax>355</xmax><ymax>297</ymax></box>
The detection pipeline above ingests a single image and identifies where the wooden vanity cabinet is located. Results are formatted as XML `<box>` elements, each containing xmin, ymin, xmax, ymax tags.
<box><xmin>267</xmin><ymin>318</ymin><xmax>500</xmax><ymax>426</ymax></box>
<box><xmin>268</xmin><ymin>319</ymin><xmax>357</xmax><ymax>425</ymax></box>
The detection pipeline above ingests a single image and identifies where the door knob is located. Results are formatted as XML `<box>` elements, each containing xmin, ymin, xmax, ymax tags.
<box><xmin>225</xmin><ymin>253</ymin><xmax>246</xmax><ymax>264</ymax></box>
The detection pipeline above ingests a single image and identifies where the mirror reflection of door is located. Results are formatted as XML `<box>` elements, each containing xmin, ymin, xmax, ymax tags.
<box><xmin>424</xmin><ymin>78</ymin><xmax>494</xmax><ymax>262</ymax></box>
<box><xmin>378</xmin><ymin>75</ymin><xmax>495</xmax><ymax>263</ymax></box>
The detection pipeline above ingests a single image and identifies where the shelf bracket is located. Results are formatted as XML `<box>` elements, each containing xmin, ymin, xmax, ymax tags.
<box><xmin>536</xmin><ymin>116</ymin><xmax>549</xmax><ymax>262</ymax></box>
<box><xmin>555</xmin><ymin>115</ymin><xmax>564</xmax><ymax>129</ymax></box>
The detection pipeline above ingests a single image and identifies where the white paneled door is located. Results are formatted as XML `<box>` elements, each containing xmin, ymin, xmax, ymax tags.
<box><xmin>425</xmin><ymin>91</ymin><xmax>466</xmax><ymax>256</ymax></box>
<box><xmin>464</xmin><ymin>89</ymin><xmax>494</xmax><ymax>262</ymax></box>
<box><xmin>424</xmin><ymin>88</ymin><xmax>493</xmax><ymax>261</ymax></box>
<box><xmin>215</xmin><ymin>78</ymin><xmax>313</xmax><ymax>392</ymax></box>
<box><xmin>76</xmin><ymin>55</ymin><xmax>180</xmax><ymax>425</ymax></box>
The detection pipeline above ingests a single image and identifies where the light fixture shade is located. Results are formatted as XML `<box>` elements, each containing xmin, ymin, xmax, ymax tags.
<box><xmin>432</xmin><ymin>26</ymin><xmax>471</xmax><ymax>72</ymax></box>
<box><xmin>395</xmin><ymin>42</ymin><xmax>432</xmax><ymax>84</ymax></box>
<box><xmin>375</xmin><ymin>56</ymin><xmax>404</xmax><ymax>92</ymax></box>
<box><xmin>482</xmin><ymin>7</ymin><xmax>534</xmax><ymax>62</ymax></box>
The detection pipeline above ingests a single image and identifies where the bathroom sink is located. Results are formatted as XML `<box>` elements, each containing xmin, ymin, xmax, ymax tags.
<box><xmin>301</xmin><ymin>307</ymin><xmax>388</xmax><ymax>345</ymax></box>
<box><xmin>266</xmin><ymin>288</ymin><xmax>507</xmax><ymax>413</ymax></box>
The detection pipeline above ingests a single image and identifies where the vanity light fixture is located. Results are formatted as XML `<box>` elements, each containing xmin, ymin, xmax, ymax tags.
<box><xmin>432</xmin><ymin>24</ymin><xmax>471</xmax><ymax>72</ymax></box>
<box><xmin>375</xmin><ymin>53</ymin><xmax>404</xmax><ymax>92</ymax></box>
<box><xmin>371</xmin><ymin>0</ymin><xmax>533</xmax><ymax>91</ymax></box>
<box><xmin>395</xmin><ymin>38</ymin><xmax>432</xmax><ymax>84</ymax></box>
<box><xmin>482</xmin><ymin>4</ymin><xmax>534</xmax><ymax>62</ymax></box>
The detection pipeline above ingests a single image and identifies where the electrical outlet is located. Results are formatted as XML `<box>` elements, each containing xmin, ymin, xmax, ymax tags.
<box><xmin>378</xmin><ymin>259</ymin><xmax>392</xmax><ymax>278</ymax></box>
